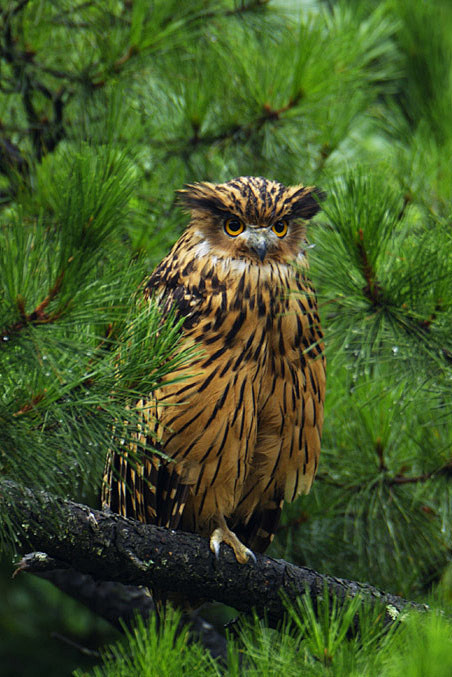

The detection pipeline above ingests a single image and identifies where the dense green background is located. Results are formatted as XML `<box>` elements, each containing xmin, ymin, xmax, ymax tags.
<box><xmin>1</xmin><ymin>0</ymin><xmax>451</xmax><ymax>674</ymax></box>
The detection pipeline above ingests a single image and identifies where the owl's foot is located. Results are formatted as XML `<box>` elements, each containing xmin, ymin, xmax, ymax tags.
<box><xmin>210</xmin><ymin>526</ymin><xmax>257</xmax><ymax>564</ymax></box>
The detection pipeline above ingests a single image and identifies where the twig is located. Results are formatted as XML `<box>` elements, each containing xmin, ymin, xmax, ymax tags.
<box><xmin>0</xmin><ymin>271</ymin><xmax>66</xmax><ymax>344</ymax></box>
<box><xmin>356</xmin><ymin>228</ymin><xmax>381</xmax><ymax>304</ymax></box>
<box><xmin>389</xmin><ymin>460</ymin><xmax>452</xmax><ymax>485</ymax></box>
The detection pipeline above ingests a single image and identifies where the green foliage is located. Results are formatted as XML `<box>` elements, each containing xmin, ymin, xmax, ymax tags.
<box><xmin>313</xmin><ymin>169</ymin><xmax>452</xmax><ymax>372</ymax></box>
<box><xmin>0</xmin><ymin>142</ymin><xmax>190</xmax><ymax>550</ymax></box>
<box><xmin>285</xmin><ymin>588</ymin><xmax>396</xmax><ymax>666</ymax></box>
<box><xmin>383</xmin><ymin>612</ymin><xmax>452</xmax><ymax>677</ymax></box>
<box><xmin>83</xmin><ymin>596</ymin><xmax>452</xmax><ymax>677</ymax></box>
<box><xmin>1</xmin><ymin>0</ymin><xmax>452</xmax><ymax>674</ymax></box>
<box><xmin>75</xmin><ymin>610</ymin><xmax>219</xmax><ymax>677</ymax></box>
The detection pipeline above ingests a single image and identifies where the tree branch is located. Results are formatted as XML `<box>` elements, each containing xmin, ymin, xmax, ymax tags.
<box><xmin>16</xmin><ymin>552</ymin><xmax>229</xmax><ymax>662</ymax></box>
<box><xmin>15</xmin><ymin>552</ymin><xmax>155</xmax><ymax>631</ymax></box>
<box><xmin>1</xmin><ymin>480</ymin><xmax>427</xmax><ymax>628</ymax></box>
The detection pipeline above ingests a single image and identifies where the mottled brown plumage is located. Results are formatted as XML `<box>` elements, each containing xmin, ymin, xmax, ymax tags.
<box><xmin>102</xmin><ymin>176</ymin><xmax>326</xmax><ymax>564</ymax></box>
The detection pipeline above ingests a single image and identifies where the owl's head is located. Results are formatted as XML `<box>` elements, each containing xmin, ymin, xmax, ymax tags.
<box><xmin>178</xmin><ymin>176</ymin><xmax>325</xmax><ymax>264</ymax></box>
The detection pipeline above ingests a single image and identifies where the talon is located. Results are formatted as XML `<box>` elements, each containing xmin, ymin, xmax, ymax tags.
<box><xmin>246</xmin><ymin>548</ymin><xmax>257</xmax><ymax>564</ymax></box>
<box><xmin>210</xmin><ymin>528</ymin><xmax>222</xmax><ymax>559</ymax></box>
<box><xmin>209</xmin><ymin>525</ymin><xmax>256</xmax><ymax>565</ymax></box>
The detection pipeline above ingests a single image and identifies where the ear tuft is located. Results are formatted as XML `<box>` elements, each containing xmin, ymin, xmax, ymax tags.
<box><xmin>289</xmin><ymin>186</ymin><xmax>326</xmax><ymax>220</ymax></box>
<box><xmin>177</xmin><ymin>182</ymin><xmax>228</xmax><ymax>216</ymax></box>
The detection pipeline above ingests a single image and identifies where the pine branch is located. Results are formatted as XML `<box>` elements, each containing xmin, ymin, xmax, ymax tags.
<box><xmin>14</xmin><ymin>552</ymin><xmax>156</xmax><ymax>631</ymax></box>
<box><xmin>0</xmin><ymin>271</ymin><xmax>67</xmax><ymax>345</ymax></box>
<box><xmin>1</xmin><ymin>480</ymin><xmax>427</xmax><ymax>628</ymax></box>
<box><xmin>15</xmin><ymin>552</ymin><xmax>229</xmax><ymax>662</ymax></box>
<box><xmin>356</xmin><ymin>227</ymin><xmax>381</xmax><ymax>304</ymax></box>
<box><xmin>154</xmin><ymin>96</ymin><xmax>305</xmax><ymax>154</ymax></box>
<box><xmin>1</xmin><ymin>4</ymin><xmax>68</xmax><ymax>163</ymax></box>
<box><xmin>0</xmin><ymin>130</ymin><xmax>29</xmax><ymax>178</ymax></box>
<box><xmin>315</xmin><ymin>457</ymin><xmax>452</xmax><ymax>489</ymax></box>
<box><xmin>389</xmin><ymin>461</ymin><xmax>452</xmax><ymax>485</ymax></box>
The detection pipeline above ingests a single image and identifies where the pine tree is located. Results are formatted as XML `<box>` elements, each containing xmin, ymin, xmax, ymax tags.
<box><xmin>1</xmin><ymin>0</ymin><xmax>451</xmax><ymax>675</ymax></box>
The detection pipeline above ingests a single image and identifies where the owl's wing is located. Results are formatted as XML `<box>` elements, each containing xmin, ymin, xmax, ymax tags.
<box><xmin>102</xmin><ymin>248</ymin><xmax>207</xmax><ymax>529</ymax></box>
<box><xmin>144</xmin><ymin>244</ymin><xmax>207</xmax><ymax>329</ymax></box>
<box><xmin>102</xmin><ymin>429</ymin><xmax>191</xmax><ymax>530</ymax></box>
<box><xmin>102</xmin><ymin>427</ymin><xmax>158</xmax><ymax>524</ymax></box>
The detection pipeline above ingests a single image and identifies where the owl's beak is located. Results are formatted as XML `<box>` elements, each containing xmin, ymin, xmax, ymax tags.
<box><xmin>247</xmin><ymin>231</ymin><xmax>268</xmax><ymax>262</ymax></box>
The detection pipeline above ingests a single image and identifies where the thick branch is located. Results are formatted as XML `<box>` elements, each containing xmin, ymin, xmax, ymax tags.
<box><xmin>1</xmin><ymin>481</ymin><xmax>426</xmax><ymax>627</ymax></box>
<box><xmin>15</xmin><ymin>552</ymin><xmax>155</xmax><ymax>630</ymax></box>
<box><xmin>17</xmin><ymin>552</ymin><xmax>229</xmax><ymax>661</ymax></box>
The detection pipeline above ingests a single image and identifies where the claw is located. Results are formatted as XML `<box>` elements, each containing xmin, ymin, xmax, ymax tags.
<box><xmin>245</xmin><ymin>547</ymin><xmax>257</xmax><ymax>564</ymax></box>
<box><xmin>210</xmin><ymin>531</ymin><xmax>221</xmax><ymax>559</ymax></box>
<box><xmin>209</xmin><ymin>526</ymin><xmax>256</xmax><ymax>564</ymax></box>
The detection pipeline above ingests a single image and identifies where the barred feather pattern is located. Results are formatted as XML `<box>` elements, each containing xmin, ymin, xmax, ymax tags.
<box><xmin>102</xmin><ymin>176</ymin><xmax>326</xmax><ymax>558</ymax></box>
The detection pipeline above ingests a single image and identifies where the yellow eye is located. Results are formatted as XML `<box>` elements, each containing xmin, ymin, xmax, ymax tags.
<box><xmin>272</xmin><ymin>220</ymin><xmax>288</xmax><ymax>237</ymax></box>
<box><xmin>224</xmin><ymin>218</ymin><xmax>245</xmax><ymax>237</ymax></box>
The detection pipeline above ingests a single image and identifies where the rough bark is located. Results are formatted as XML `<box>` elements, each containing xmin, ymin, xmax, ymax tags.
<box><xmin>15</xmin><ymin>552</ymin><xmax>156</xmax><ymax>630</ymax></box>
<box><xmin>16</xmin><ymin>552</ymin><xmax>229</xmax><ymax>661</ymax></box>
<box><xmin>2</xmin><ymin>480</ymin><xmax>426</xmax><ymax>629</ymax></box>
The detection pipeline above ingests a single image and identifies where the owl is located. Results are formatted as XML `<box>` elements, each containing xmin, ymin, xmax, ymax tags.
<box><xmin>102</xmin><ymin>176</ymin><xmax>326</xmax><ymax>565</ymax></box>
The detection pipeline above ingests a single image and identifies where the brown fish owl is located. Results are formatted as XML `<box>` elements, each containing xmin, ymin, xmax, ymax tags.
<box><xmin>102</xmin><ymin>176</ymin><xmax>326</xmax><ymax>564</ymax></box>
